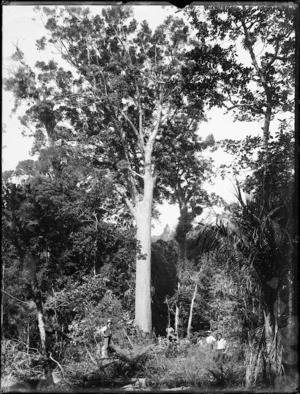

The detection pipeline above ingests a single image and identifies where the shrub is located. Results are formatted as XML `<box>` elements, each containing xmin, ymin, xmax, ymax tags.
<box><xmin>67</xmin><ymin>291</ymin><xmax>127</xmax><ymax>347</ymax></box>
<box><xmin>208</xmin><ymin>355</ymin><xmax>246</xmax><ymax>388</ymax></box>
<box><xmin>1</xmin><ymin>339</ymin><xmax>44</xmax><ymax>383</ymax></box>
<box><xmin>144</xmin><ymin>346</ymin><xmax>215</xmax><ymax>389</ymax></box>
<box><xmin>144</xmin><ymin>343</ymin><xmax>247</xmax><ymax>389</ymax></box>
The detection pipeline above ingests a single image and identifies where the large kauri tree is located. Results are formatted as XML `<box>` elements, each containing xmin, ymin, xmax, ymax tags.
<box><xmin>5</xmin><ymin>6</ymin><xmax>213</xmax><ymax>332</ymax></box>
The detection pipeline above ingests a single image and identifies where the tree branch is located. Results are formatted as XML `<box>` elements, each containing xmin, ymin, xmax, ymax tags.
<box><xmin>1</xmin><ymin>289</ymin><xmax>28</xmax><ymax>304</ymax></box>
<box><xmin>128</xmin><ymin>168</ymin><xmax>145</xmax><ymax>180</ymax></box>
<box><xmin>111</xmin><ymin>117</ymin><xmax>138</xmax><ymax>203</ymax></box>
<box><xmin>49</xmin><ymin>352</ymin><xmax>72</xmax><ymax>384</ymax></box>
<box><xmin>266</xmin><ymin>39</ymin><xmax>281</xmax><ymax>69</ymax></box>
<box><xmin>240</xmin><ymin>18</ymin><xmax>270</xmax><ymax>99</ymax></box>
<box><xmin>148</xmin><ymin>92</ymin><xmax>163</xmax><ymax>150</ymax></box>
<box><xmin>109</xmin><ymin>24</ymin><xmax>146</xmax><ymax>155</ymax></box>
<box><xmin>119</xmin><ymin>110</ymin><xmax>143</xmax><ymax>151</ymax></box>
<box><xmin>124</xmin><ymin>197</ymin><xmax>135</xmax><ymax>216</ymax></box>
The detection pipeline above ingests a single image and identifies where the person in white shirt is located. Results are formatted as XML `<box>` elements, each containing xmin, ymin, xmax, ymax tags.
<box><xmin>205</xmin><ymin>331</ymin><xmax>216</xmax><ymax>349</ymax></box>
<box><xmin>215</xmin><ymin>332</ymin><xmax>227</xmax><ymax>362</ymax></box>
<box><xmin>99</xmin><ymin>319</ymin><xmax>113</xmax><ymax>358</ymax></box>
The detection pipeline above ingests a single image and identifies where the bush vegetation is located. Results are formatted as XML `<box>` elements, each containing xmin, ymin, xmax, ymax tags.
<box><xmin>2</xmin><ymin>4</ymin><xmax>297</xmax><ymax>393</ymax></box>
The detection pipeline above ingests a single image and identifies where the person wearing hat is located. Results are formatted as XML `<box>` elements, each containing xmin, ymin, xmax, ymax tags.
<box><xmin>166</xmin><ymin>327</ymin><xmax>177</xmax><ymax>343</ymax></box>
<box><xmin>99</xmin><ymin>319</ymin><xmax>113</xmax><ymax>358</ymax></box>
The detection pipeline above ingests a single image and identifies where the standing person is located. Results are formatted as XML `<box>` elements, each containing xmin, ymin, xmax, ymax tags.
<box><xmin>166</xmin><ymin>327</ymin><xmax>177</xmax><ymax>344</ymax></box>
<box><xmin>215</xmin><ymin>332</ymin><xmax>227</xmax><ymax>363</ymax></box>
<box><xmin>99</xmin><ymin>319</ymin><xmax>113</xmax><ymax>358</ymax></box>
<box><xmin>205</xmin><ymin>330</ymin><xmax>216</xmax><ymax>349</ymax></box>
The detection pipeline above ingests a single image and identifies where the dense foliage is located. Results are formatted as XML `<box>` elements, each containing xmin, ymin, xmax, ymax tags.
<box><xmin>2</xmin><ymin>4</ymin><xmax>297</xmax><ymax>392</ymax></box>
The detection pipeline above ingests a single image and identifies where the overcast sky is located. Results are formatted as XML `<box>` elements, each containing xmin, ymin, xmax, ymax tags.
<box><xmin>2</xmin><ymin>5</ymin><xmax>266</xmax><ymax>234</ymax></box>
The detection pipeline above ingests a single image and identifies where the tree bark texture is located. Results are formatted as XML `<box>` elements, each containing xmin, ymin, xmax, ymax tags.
<box><xmin>134</xmin><ymin>170</ymin><xmax>155</xmax><ymax>333</ymax></box>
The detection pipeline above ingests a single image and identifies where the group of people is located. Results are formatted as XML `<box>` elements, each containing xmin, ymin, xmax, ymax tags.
<box><xmin>204</xmin><ymin>330</ymin><xmax>228</xmax><ymax>362</ymax></box>
<box><xmin>166</xmin><ymin>327</ymin><xmax>228</xmax><ymax>362</ymax></box>
<box><xmin>96</xmin><ymin>319</ymin><xmax>228</xmax><ymax>363</ymax></box>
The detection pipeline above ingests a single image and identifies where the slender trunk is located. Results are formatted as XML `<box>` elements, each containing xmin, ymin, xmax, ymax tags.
<box><xmin>287</xmin><ymin>268</ymin><xmax>293</xmax><ymax>324</ymax></box>
<box><xmin>37</xmin><ymin>310</ymin><xmax>46</xmax><ymax>353</ymax></box>
<box><xmin>1</xmin><ymin>262</ymin><xmax>4</xmax><ymax>339</ymax></box>
<box><xmin>175</xmin><ymin>282</ymin><xmax>180</xmax><ymax>334</ymax></box>
<box><xmin>26</xmin><ymin>252</ymin><xmax>53</xmax><ymax>383</ymax></box>
<box><xmin>283</xmin><ymin>267</ymin><xmax>297</xmax><ymax>380</ymax></box>
<box><xmin>187</xmin><ymin>283</ymin><xmax>197</xmax><ymax>339</ymax></box>
<box><xmin>241</xmin><ymin>18</ymin><xmax>273</xmax><ymax>208</ymax></box>
<box><xmin>263</xmin><ymin>107</ymin><xmax>272</xmax><ymax>152</ymax></box>
<box><xmin>27</xmin><ymin>319</ymin><xmax>30</xmax><ymax>354</ymax></box>
<box><xmin>134</xmin><ymin>170</ymin><xmax>154</xmax><ymax>333</ymax></box>
<box><xmin>52</xmin><ymin>287</ymin><xmax>58</xmax><ymax>345</ymax></box>
<box><xmin>241</xmin><ymin>18</ymin><xmax>272</xmax><ymax>150</ymax></box>
<box><xmin>175</xmin><ymin>305</ymin><xmax>180</xmax><ymax>337</ymax></box>
<box><xmin>166</xmin><ymin>301</ymin><xmax>170</xmax><ymax>329</ymax></box>
<box><xmin>29</xmin><ymin>257</ymin><xmax>46</xmax><ymax>353</ymax></box>
<box><xmin>93</xmin><ymin>259</ymin><xmax>96</xmax><ymax>277</ymax></box>
<box><xmin>262</xmin><ymin>107</ymin><xmax>272</xmax><ymax>206</ymax></box>
<box><xmin>32</xmin><ymin>278</ymin><xmax>49</xmax><ymax>370</ymax></box>
<box><xmin>33</xmin><ymin>280</ymin><xmax>53</xmax><ymax>383</ymax></box>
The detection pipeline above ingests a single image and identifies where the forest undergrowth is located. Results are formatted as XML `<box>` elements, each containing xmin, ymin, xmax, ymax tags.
<box><xmin>2</xmin><ymin>331</ymin><xmax>293</xmax><ymax>392</ymax></box>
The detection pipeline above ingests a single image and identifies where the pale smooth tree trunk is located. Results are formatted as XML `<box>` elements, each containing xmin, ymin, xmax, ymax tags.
<box><xmin>37</xmin><ymin>310</ymin><xmax>46</xmax><ymax>353</ymax></box>
<box><xmin>166</xmin><ymin>299</ymin><xmax>171</xmax><ymax>329</ymax></box>
<box><xmin>127</xmin><ymin>98</ymin><xmax>161</xmax><ymax>333</ymax></box>
<box><xmin>32</xmin><ymin>277</ymin><xmax>48</xmax><ymax>359</ymax></box>
<box><xmin>187</xmin><ymin>283</ymin><xmax>197</xmax><ymax>339</ymax></box>
<box><xmin>28</xmin><ymin>253</ymin><xmax>47</xmax><ymax>354</ymax></box>
<box><xmin>175</xmin><ymin>305</ymin><xmax>180</xmax><ymax>335</ymax></box>
<box><xmin>134</xmin><ymin>170</ymin><xmax>155</xmax><ymax>333</ymax></box>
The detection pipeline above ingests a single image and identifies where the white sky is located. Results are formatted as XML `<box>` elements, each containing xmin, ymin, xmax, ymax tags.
<box><xmin>1</xmin><ymin>5</ymin><xmax>277</xmax><ymax>235</ymax></box>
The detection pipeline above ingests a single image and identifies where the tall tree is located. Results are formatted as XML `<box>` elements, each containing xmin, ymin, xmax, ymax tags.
<box><xmin>5</xmin><ymin>6</ymin><xmax>204</xmax><ymax>332</ymax></box>
<box><xmin>185</xmin><ymin>4</ymin><xmax>295</xmax><ymax>205</ymax></box>
<box><xmin>186</xmin><ymin>4</ymin><xmax>295</xmax><ymax>147</ymax></box>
